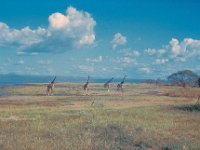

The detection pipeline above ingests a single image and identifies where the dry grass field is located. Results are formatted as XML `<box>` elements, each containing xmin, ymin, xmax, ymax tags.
<box><xmin>0</xmin><ymin>83</ymin><xmax>200</xmax><ymax>150</ymax></box>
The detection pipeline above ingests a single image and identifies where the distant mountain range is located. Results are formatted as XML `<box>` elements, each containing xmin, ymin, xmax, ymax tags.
<box><xmin>0</xmin><ymin>73</ymin><xmax>145</xmax><ymax>85</ymax></box>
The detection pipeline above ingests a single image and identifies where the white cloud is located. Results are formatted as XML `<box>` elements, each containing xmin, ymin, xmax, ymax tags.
<box><xmin>38</xmin><ymin>60</ymin><xmax>52</xmax><ymax>65</ymax></box>
<box><xmin>48</xmin><ymin>13</ymin><xmax>69</xmax><ymax>29</ymax></box>
<box><xmin>155</xmin><ymin>58</ymin><xmax>168</xmax><ymax>64</ymax></box>
<box><xmin>112</xmin><ymin>57</ymin><xmax>137</xmax><ymax>65</ymax></box>
<box><xmin>111</xmin><ymin>33</ymin><xmax>127</xmax><ymax>49</ymax></box>
<box><xmin>86</xmin><ymin>56</ymin><xmax>103</xmax><ymax>63</ymax></box>
<box><xmin>144</xmin><ymin>48</ymin><xmax>156</xmax><ymax>55</ymax></box>
<box><xmin>170</xmin><ymin>38</ymin><xmax>181</xmax><ymax>57</ymax></box>
<box><xmin>30</xmin><ymin>52</ymin><xmax>39</xmax><ymax>56</ymax></box>
<box><xmin>119</xmin><ymin>48</ymin><xmax>140</xmax><ymax>57</ymax></box>
<box><xmin>119</xmin><ymin>48</ymin><xmax>131</xmax><ymax>56</ymax></box>
<box><xmin>99</xmin><ymin>56</ymin><xmax>103</xmax><ymax>61</ymax></box>
<box><xmin>16</xmin><ymin>51</ymin><xmax>26</xmax><ymax>55</ymax></box>
<box><xmin>0</xmin><ymin>23</ymin><xmax>47</xmax><ymax>48</ymax></box>
<box><xmin>175</xmin><ymin>57</ymin><xmax>186</xmax><ymax>62</ymax></box>
<box><xmin>16</xmin><ymin>59</ymin><xmax>25</xmax><ymax>65</ymax></box>
<box><xmin>139</xmin><ymin>67</ymin><xmax>150</xmax><ymax>74</ymax></box>
<box><xmin>113</xmin><ymin>67</ymin><xmax>123</xmax><ymax>71</ymax></box>
<box><xmin>78</xmin><ymin>65</ymin><xmax>94</xmax><ymax>73</ymax></box>
<box><xmin>170</xmin><ymin>38</ymin><xmax>200</xmax><ymax>57</ymax></box>
<box><xmin>133</xmin><ymin>50</ymin><xmax>140</xmax><ymax>57</ymax></box>
<box><xmin>48</xmin><ymin>6</ymin><xmax>96</xmax><ymax>47</ymax></box>
<box><xmin>17</xmin><ymin>51</ymin><xmax>39</xmax><ymax>56</ymax></box>
<box><xmin>102</xmin><ymin>68</ymin><xmax>107</xmax><ymax>71</ymax></box>
<box><xmin>143</xmin><ymin>48</ymin><xmax>166</xmax><ymax>57</ymax></box>
<box><xmin>158</xmin><ymin>49</ymin><xmax>166</xmax><ymax>55</ymax></box>
<box><xmin>0</xmin><ymin>6</ymin><xmax>96</xmax><ymax>53</ymax></box>
<box><xmin>141</xmin><ymin>38</ymin><xmax>200</xmax><ymax>65</ymax></box>
<box><xmin>23</xmin><ymin>67</ymin><xmax>40</xmax><ymax>75</ymax></box>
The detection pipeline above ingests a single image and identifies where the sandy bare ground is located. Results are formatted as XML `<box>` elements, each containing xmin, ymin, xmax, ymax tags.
<box><xmin>0</xmin><ymin>83</ymin><xmax>196</xmax><ymax>109</ymax></box>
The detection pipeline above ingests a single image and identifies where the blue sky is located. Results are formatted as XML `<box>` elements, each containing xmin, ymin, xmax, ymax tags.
<box><xmin>0</xmin><ymin>0</ymin><xmax>200</xmax><ymax>79</ymax></box>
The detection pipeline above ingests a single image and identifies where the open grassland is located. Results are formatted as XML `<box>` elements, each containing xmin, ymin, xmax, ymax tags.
<box><xmin>0</xmin><ymin>83</ymin><xmax>200</xmax><ymax>150</ymax></box>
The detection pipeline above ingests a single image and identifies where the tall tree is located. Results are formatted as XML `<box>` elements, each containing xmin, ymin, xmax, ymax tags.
<box><xmin>167</xmin><ymin>70</ymin><xmax>199</xmax><ymax>87</ymax></box>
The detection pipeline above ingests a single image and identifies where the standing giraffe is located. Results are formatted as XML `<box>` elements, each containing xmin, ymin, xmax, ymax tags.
<box><xmin>117</xmin><ymin>75</ymin><xmax>127</xmax><ymax>92</ymax></box>
<box><xmin>46</xmin><ymin>76</ymin><xmax>56</xmax><ymax>96</ymax></box>
<box><xmin>83</xmin><ymin>76</ymin><xmax>90</xmax><ymax>95</ymax></box>
<box><xmin>197</xmin><ymin>96</ymin><xmax>200</xmax><ymax>105</ymax></box>
<box><xmin>104</xmin><ymin>78</ymin><xmax>114</xmax><ymax>92</ymax></box>
<box><xmin>197</xmin><ymin>78</ymin><xmax>200</xmax><ymax>104</ymax></box>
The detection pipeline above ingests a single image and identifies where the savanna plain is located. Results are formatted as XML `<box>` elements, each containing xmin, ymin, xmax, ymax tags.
<box><xmin>0</xmin><ymin>83</ymin><xmax>200</xmax><ymax>150</ymax></box>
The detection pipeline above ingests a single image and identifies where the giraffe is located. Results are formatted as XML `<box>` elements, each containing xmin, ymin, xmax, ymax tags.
<box><xmin>197</xmin><ymin>78</ymin><xmax>200</xmax><ymax>104</ymax></box>
<box><xmin>117</xmin><ymin>75</ymin><xmax>127</xmax><ymax>92</ymax></box>
<box><xmin>197</xmin><ymin>97</ymin><xmax>200</xmax><ymax>105</ymax></box>
<box><xmin>104</xmin><ymin>77</ymin><xmax>114</xmax><ymax>92</ymax></box>
<box><xmin>83</xmin><ymin>76</ymin><xmax>90</xmax><ymax>95</ymax></box>
<box><xmin>46</xmin><ymin>76</ymin><xmax>56</xmax><ymax>96</ymax></box>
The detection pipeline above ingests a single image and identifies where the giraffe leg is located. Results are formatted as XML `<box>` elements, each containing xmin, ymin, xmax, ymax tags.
<box><xmin>46</xmin><ymin>88</ymin><xmax>49</xmax><ymax>96</ymax></box>
<box><xmin>52</xmin><ymin>88</ymin><xmax>54</xmax><ymax>96</ymax></box>
<box><xmin>121</xmin><ymin>87</ymin><xmax>123</xmax><ymax>95</ymax></box>
<box><xmin>84</xmin><ymin>88</ymin><xmax>87</xmax><ymax>96</ymax></box>
<box><xmin>51</xmin><ymin>90</ymin><xmax>53</xmax><ymax>96</ymax></box>
<box><xmin>49</xmin><ymin>88</ymin><xmax>52</xmax><ymax>96</ymax></box>
<box><xmin>86</xmin><ymin>88</ymin><xmax>89</xmax><ymax>95</ymax></box>
<box><xmin>197</xmin><ymin>96</ymin><xmax>200</xmax><ymax>105</ymax></box>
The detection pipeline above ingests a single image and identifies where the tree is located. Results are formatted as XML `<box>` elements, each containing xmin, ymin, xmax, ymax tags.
<box><xmin>167</xmin><ymin>70</ymin><xmax>199</xmax><ymax>87</ymax></box>
<box><xmin>198</xmin><ymin>78</ymin><xmax>200</xmax><ymax>87</ymax></box>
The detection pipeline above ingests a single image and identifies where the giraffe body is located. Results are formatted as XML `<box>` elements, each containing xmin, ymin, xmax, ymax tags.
<box><xmin>83</xmin><ymin>76</ymin><xmax>90</xmax><ymax>95</ymax></box>
<box><xmin>46</xmin><ymin>76</ymin><xmax>56</xmax><ymax>96</ymax></box>
<box><xmin>117</xmin><ymin>75</ymin><xmax>127</xmax><ymax>92</ymax></box>
<box><xmin>104</xmin><ymin>78</ymin><xmax>114</xmax><ymax>92</ymax></box>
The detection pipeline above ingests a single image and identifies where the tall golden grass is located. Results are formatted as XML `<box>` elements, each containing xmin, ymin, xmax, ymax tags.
<box><xmin>0</xmin><ymin>83</ymin><xmax>199</xmax><ymax>150</ymax></box>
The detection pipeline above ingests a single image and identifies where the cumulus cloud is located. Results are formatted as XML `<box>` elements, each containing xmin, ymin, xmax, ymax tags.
<box><xmin>86</xmin><ymin>56</ymin><xmax>103</xmax><ymax>63</ymax></box>
<box><xmin>48</xmin><ymin>6</ymin><xmax>96</xmax><ymax>47</ymax></box>
<box><xmin>111</xmin><ymin>33</ymin><xmax>127</xmax><ymax>49</ymax></box>
<box><xmin>0</xmin><ymin>6</ymin><xmax>96</xmax><ymax>53</ymax></box>
<box><xmin>155</xmin><ymin>58</ymin><xmax>168</xmax><ymax>64</ymax></box>
<box><xmin>144</xmin><ymin>48</ymin><xmax>156</xmax><ymax>55</ymax></box>
<box><xmin>16</xmin><ymin>59</ymin><xmax>25</xmax><ymax>65</ymax></box>
<box><xmin>143</xmin><ymin>38</ymin><xmax>200</xmax><ymax>65</ymax></box>
<box><xmin>23</xmin><ymin>67</ymin><xmax>40</xmax><ymax>75</ymax></box>
<box><xmin>17</xmin><ymin>51</ymin><xmax>39</xmax><ymax>56</ymax></box>
<box><xmin>102</xmin><ymin>68</ymin><xmax>107</xmax><ymax>71</ymax></box>
<box><xmin>119</xmin><ymin>48</ymin><xmax>140</xmax><ymax>57</ymax></box>
<box><xmin>175</xmin><ymin>57</ymin><xmax>186</xmax><ymax>62</ymax></box>
<box><xmin>38</xmin><ymin>60</ymin><xmax>52</xmax><ymax>65</ymax></box>
<box><xmin>133</xmin><ymin>50</ymin><xmax>140</xmax><ymax>57</ymax></box>
<box><xmin>0</xmin><ymin>23</ymin><xmax>47</xmax><ymax>48</ymax></box>
<box><xmin>170</xmin><ymin>38</ymin><xmax>200</xmax><ymax>57</ymax></box>
<box><xmin>112</xmin><ymin>57</ymin><xmax>137</xmax><ymax>65</ymax></box>
<box><xmin>143</xmin><ymin>48</ymin><xmax>166</xmax><ymax>57</ymax></box>
<box><xmin>141</xmin><ymin>38</ymin><xmax>200</xmax><ymax>66</ymax></box>
<box><xmin>170</xmin><ymin>38</ymin><xmax>181</xmax><ymax>57</ymax></box>
<box><xmin>139</xmin><ymin>67</ymin><xmax>150</xmax><ymax>74</ymax></box>
<box><xmin>158</xmin><ymin>49</ymin><xmax>166</xmax><ymax>55</ymax></box>
<box><xmin>78</xmin><ymin>65</ymin><xmax>94</xmax><ymax>73</ymax></box>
